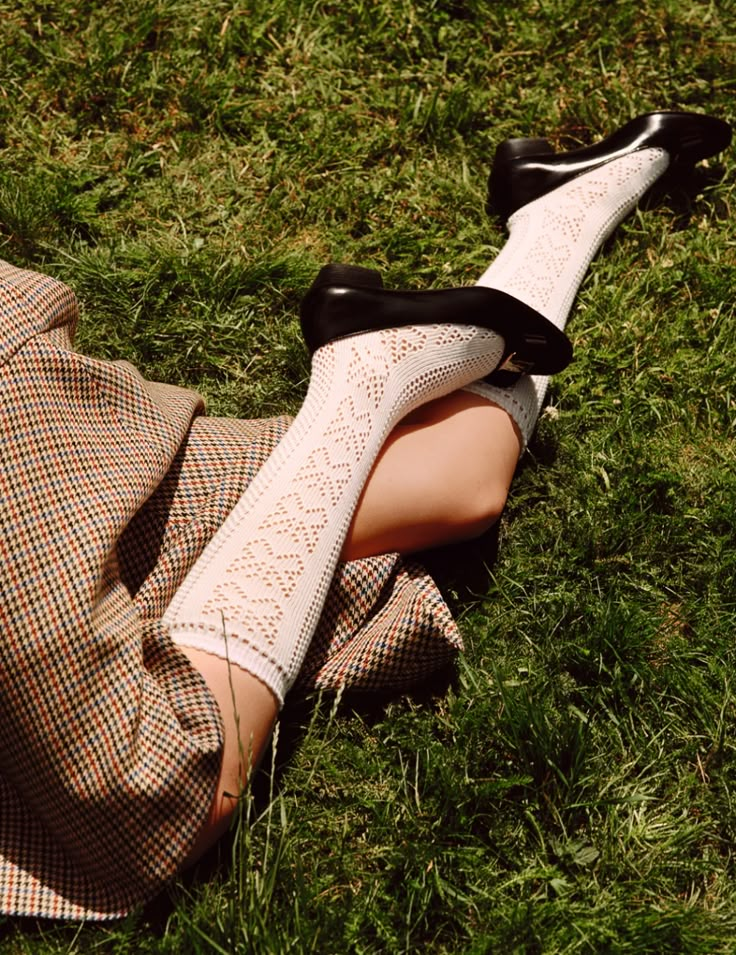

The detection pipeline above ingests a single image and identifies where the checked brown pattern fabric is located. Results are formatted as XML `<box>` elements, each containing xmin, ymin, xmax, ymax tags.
<box><xmin>0</xmin><ymin>259</ymin><xmax>461</xmax><ymax>920</ymax></box>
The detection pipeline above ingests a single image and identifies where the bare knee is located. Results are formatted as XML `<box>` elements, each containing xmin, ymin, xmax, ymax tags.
<box><xmin>344</xmin><ymin>391</ymin><xmax>520</xmax><ymax>559</ymax></box>
<box><xmin>448</xmin><ymin>474</ymin><xmax>510</xmax><ymax>541</ymax></box>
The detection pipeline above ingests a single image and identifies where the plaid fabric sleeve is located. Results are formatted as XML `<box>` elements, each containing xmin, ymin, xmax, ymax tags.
<box><xmin>0</xmin><ymin>260</ymin><xmax>462</xmax><ymax>920</ymax></box>
<box><xmin>0</xmin><ymin>259</ymin><xmax>79</xmax><ymax>356</ymax></box>
<box><xmin>0</xmin><ymin>265</ymin><xmax>224</xmax><ymax>917</ymax></box>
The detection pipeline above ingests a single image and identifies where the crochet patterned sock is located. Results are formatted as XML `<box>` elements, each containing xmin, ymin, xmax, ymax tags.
<box><xmin>465</xmin><ymin>146</ymin><xmax>670</xmax><ymax>448</ymax></box>
<box><xmin>164</xmin><ymin>323</ymin><xmax>505</xmax><ymax>704</ymax></box>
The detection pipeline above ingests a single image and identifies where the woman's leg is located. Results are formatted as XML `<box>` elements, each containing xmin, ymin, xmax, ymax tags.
<box><xmin>348</xmin><ymin>147</ymin><xmax>678</xmax><ymax>556</ymax></box>
<box><xmin>181</xmin><ymin>649</ymin><xmax>277</xmax><ymax>862</ymax></box>
<box><xmin>168</xmin><ymin>322</ymin><xmax>508</xmax><ymax>868</ymax></box>
<box><xmin>164</xmin><ymin>324</ymin><xmax>509</xmax><ymax>706</ymax></box>
<box><xmin>181</xmin><ymin>389</ymin><xmax>520</xmax><ymax>864</ymax></box>
<box><xmin>465</xmin><ymin>147</ymin><xmax>671</xmax><ymax>452</ymax></box>
<box><xmin>179</xmin><ymin>382</ymin><xmax>519</xmax><ymax>864</ymax></box>
<box><xmin>165</xmin><ymin>149</ymin><xmax>669</xmax><ymax>710</ymax></box>
<box><xmin>174</xmin><ymin>141</ymin><xmax>687</xmax><ymax>862</ymax></box>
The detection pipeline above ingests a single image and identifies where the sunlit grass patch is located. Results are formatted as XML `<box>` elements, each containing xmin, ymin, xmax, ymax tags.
<box><xmin>1</xmin><ymin>0</ymin><xmax>735</xmax><ymax>951</ymax></box>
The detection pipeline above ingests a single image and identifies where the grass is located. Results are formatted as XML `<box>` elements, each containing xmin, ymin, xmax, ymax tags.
<box><xmin>1</xmin><ymin>0</ymin><xmax>736</xmax><ymax>951</ymax></box>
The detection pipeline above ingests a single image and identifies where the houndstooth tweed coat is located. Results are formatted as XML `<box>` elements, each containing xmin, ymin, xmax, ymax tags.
<box><xmin>0</xmin><ymin>259</ymin><xmax>462</xmax><ymax>920</ymax></box>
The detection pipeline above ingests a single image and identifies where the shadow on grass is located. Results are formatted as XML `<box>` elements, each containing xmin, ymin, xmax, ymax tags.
<box><xmin>642</xmin><ymin>161</ymin><xmax>731</xmax><ymax>228</ymax></box>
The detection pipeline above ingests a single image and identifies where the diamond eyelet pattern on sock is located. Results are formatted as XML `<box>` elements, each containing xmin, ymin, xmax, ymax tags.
<box><xmin>164</xmin><ymin>323</ymin><xmax>505</xmax><ymax>703</ymax></box>
<box><xmin>470</xmin><ymin>148</ymin><xmax>670</xmax><ymax>448</ymax></box>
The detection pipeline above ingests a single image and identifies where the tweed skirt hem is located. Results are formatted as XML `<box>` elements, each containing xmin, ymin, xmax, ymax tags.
<box><xmin>0</xmin><ymin>259</ymin><xmax>462</xmax><ymax>920</ymax></box>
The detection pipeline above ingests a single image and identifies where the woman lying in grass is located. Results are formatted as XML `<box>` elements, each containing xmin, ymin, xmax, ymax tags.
<box><xmin>0</xmin><ymin>110</ymin><xmax>730</xmax><ymax>920</ymax></box>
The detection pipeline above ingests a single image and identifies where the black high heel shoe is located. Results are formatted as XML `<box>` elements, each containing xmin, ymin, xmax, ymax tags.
<box><xmin>488</xmin><ymin>111</ymin><xmax>732</xmax><ymax>223</ymax></box>
<box><xmin>300</xmin><ymin>263</ymin><xmax>573</xmax><ymax>387</ymax></box>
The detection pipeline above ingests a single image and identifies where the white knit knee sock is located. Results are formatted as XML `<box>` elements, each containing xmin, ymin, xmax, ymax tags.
<box><xmin>164</xmin><ymin>323</ymin><xmax>505</xmax><ymax>704</ymax></box>
<box><xmin>465</xmin><ymin>147</ymin><xmax>670</xmax><ymax>448</ymax></box>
